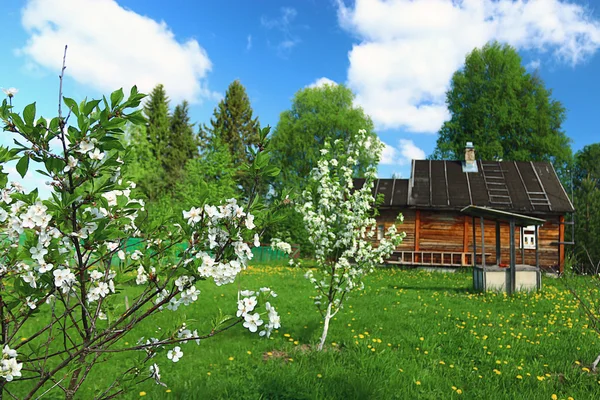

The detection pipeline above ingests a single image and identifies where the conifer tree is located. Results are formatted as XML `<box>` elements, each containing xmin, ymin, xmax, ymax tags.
<box><xmin>143</xmin><ymin>84</ymin><xmax>171</xmax><ymax>169</ymax></box>
<box><xmin>168</xmin><ymin>100</ymin><xmax>199</xmax><ymax>182</ymax></box>
<box><xmin>207</xmin><ymin>80</ymin><xmax>259</xmax><ymax>166</ymax></box>
<box><xmin>205</xmin><ymin>80</ymin><xmax>260</xmax><ymax>197</ymax></box>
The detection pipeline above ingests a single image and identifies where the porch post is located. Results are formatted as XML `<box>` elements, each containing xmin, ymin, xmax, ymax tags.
<box><xmin>472</xmin><ymin>216</ymin><xmax>477</xmax><ymax>267</ymax></box>
<box><xmin>480</xmin><ymin>217</ymin><xmax>485</xmax><ymax>267</ymax></box>
<box><xmin>535</xmin><ymin>225</ymin><xmax>539</xmax><ymax>269</ymax></box>
<box><xmin>495</xmin><ymin>221</ymin><xmax>501</xmax><ymax>265</ymax></box>
<box><xmin>509</xmin><ymin>220</ymin><xmax>516</xmax><ymax>295</ymax></box>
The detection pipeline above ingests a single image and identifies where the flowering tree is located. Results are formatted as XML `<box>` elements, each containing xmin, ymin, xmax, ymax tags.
<box><xmin>0</xmin><ymin>57</ymin><xmax>281</xmax><ymax>399</ymax></box>
<box><xmin>298</xmin><ymin>130</ymin><xmax>405</xmax><ymax>351</ymax></box>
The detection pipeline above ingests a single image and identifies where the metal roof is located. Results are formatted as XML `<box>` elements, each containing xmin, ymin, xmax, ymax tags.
<box><xmin>359</xmin><ymin>160</ymin><xmax>574</xmax><ymax>214</ymax></box>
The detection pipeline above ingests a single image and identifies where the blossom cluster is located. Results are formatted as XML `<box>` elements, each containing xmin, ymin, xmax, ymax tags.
<box><xmin>270</xmin><ymin>238</ymin><xmax>292</xmax><ymax>254</ymax></box>
<box><xmin>299</xmin><ymin>129</ymin><xmax>405</xmax><ymax>309</ymax></box>
<box><xmin>237</xmin><ymin>288</ymin><xmax>281</xmax><ymax>337</ymax></box>
<box><xmin>0</xmin><ymin>345</ymin><xmax>22</xmax><ymax>382</ymax></box>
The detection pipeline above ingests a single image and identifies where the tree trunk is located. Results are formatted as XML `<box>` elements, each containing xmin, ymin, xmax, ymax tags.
<box><xmin>317</xmin><ymin>303</ymin><xmax>333</xmax><ymax>351</ymax></box>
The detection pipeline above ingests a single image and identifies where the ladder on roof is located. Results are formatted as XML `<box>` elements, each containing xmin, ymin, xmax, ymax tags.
<box><xmin>528</xmin><ymin>161</ymin><xmax>552</xmax><ymax>210</ymax></box>
<box><xmin>480</xmin><ymin>162</ymin><xmax>513</xmax><ymax>207</ymax></box>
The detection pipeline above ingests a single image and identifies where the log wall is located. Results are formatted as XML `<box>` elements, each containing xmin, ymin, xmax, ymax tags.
<box><xmin>374</xmin><ymin>208</ymin><xmax>562</xmax><ymax>271</ymax></box>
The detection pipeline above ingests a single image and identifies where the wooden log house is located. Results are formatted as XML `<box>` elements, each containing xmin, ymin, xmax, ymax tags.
<box><xmin>356</xmin><ymin>144</ymin><xmax>574</xmax><ymax>272</ymax></box>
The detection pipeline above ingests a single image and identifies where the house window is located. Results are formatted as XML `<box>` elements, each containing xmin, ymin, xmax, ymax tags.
<box><xmin>377</xmin><ymin>225</ymin><xmax>385</xmax><ymax>241</ymax></box>
<box><xmin>520</xmin><ymin>225</ymin><xmax>536</xmax><ymax>249</ymax></box>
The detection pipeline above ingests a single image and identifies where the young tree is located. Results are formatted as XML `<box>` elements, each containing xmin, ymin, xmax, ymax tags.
<box><xmin>298</xmin><ymin>130</ymin><xmax>405</xmax><ymax>351</ymax></box>
<box><xmin>0</xmin><ymin>75</ymin><xmax>281</xmax><ymax>398</ymax></box>
<box><xmin>432</xmin><ymin>42</ymin><xmax>572</xmax><ymax>176</ymax></box>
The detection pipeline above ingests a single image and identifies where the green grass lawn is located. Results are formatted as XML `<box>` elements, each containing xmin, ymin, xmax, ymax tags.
<box><xmin>11</xmin><ymin>266</ymin><xmax>600</xmax><ymax>399</ymax></box>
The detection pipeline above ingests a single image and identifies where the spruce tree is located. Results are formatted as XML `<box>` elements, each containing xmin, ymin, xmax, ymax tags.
<box><xmin>205</xmin><ymin>80</ymin><xmax>260</xmax><ymax>198</ymax></box>
<box><xmin>208</xmin><ymin>80</ymin><xmax>259</xmax><ymax>167</ymax></box>
<box><xmin>168</xmin><ymin>100</ymin><xmax>199</xmax><ymax>182</ymax></box>
<box><xmin>143</xmin><ymin>85</ymin><xmax>171</xmax><ymax>168</ymax></box>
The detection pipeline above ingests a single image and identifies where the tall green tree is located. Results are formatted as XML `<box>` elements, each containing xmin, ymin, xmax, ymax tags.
<box><xmin>143</xmin><ymin>84</ymin><xmax>171</xmax><ymax>169</ymax></box>
<box><xmin>432</xmin><ymin>42</ymin><xmax>572</xmax><ymax>176</ymax></box>
<box><xmin>270</xmin><ymin>83</ymin><xmax>377</xmax><ymax>194</ymax></box>
<box><xmin>206</xmin><ymin>80</ymin><xmax>259</xmax><ymax>166</ymax></box>
<box><xmin>269</xmin><ymin>83</ymin><xmax>377</xmax><ymax>254</ymax></box>
<box><xmin>573</xmin><ymin>143</ymin><xmax>600</xmax><ymax>187</ymax></box>
<box><xmin>125</xmin><ymin>125</ymin><xmax>166</xmax><ymax>202</ymax></box>
<box><xmin>204</xmin><ymin>80</ymin><xmax>260</xmax><ymax>197</ymax></box>
<box><xmin>168</xmin><ymin>100</ymin><xmax>199</xmax><ymax>181</ymax></box>
<box><xmin>175</xmin><ymin>136</ymin><xmax>239</xmax><ymax>208</ymax></box>
<box><xmin>572</xmin><ymin>143</ymin><xmax>600</xmax><ymax>266</ymax></box>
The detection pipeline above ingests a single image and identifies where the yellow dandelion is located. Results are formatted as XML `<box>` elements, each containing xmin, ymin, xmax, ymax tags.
<box><xmin>551</xmin><ymin>395</ymin><xmax>557</xmax><ymax>400</ymax></box>
<box><xmin>166</xmin><ymin>389</ymin><xmax>172</xmax><ymax>393</ymax></box>
<box><xmin>317</xmin><ymin>374</ymin><xmax>322</xmax><ymax>378</ymax></box>
<box><xmin>456</xmin><ymin>389</ymin><xmax>463</xmax><ymax>395</ymax></box>
<box><xmin>516</xmin><ymin>375</ymin><xmax>522</xmax><ymax>379</ymax></box>
<box><xmin>415</xmin><ymin>381</ymin><xmax>421</xmax><ymax>385</ymax></box>
<box><xmin>537</xmin><ymin>376</ymin><xmax>545</xmax><ymax>381</ymax></box>
<box><xmin>228</xmin><ymin>356</ymin><xmax>234</xmax><ymax>361</ymax></box>
<box><xmin>247</xmin><ymin>351</ymin><xmax>252</xmax><ymax>355</ymax></box>
<box><xmin>139</xmin><ymin>392</ymin><xmax>147</xmax><ymax>397</ymax></box>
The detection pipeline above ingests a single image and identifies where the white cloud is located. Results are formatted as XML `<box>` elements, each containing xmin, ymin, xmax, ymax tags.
<box><xmin>527</xmin><ymin>59</ymin><xmax>541</xmax><ymax>70</ymax></box>
<box><xmin>246</xmin><ymin>34</ymin><xmax>253</xmax><ymax>51</ymax></box>
<box><xmin>261</xmin><ymin>7</ymin><xmax>301</xmax><ymax>56</ymax></box>
<box><xmin>380</xmin><ymin>142</ymin><xmax>399</xmax><ymax>165</ymax></box>
<box><xmin>398</xmin><ymin>139</ymin><xmax>426</xmax><ymax>165</ymax></box>
<box><xmin>19</xmin><ymin>0</ymin><xmax>217</xmax><ymax>103</ymax></box>
<box><xmin>379</xmin><ymin>139</ymin><xmax>425</xmax><ymax>166</ymax></box>
<box><xmin>307</xmin><ymin>77</ymin><xmax>337</xmax><ymax>88</ymax></box>
<box><xmin>337</xmin><ymin>0</ymin><xmax>600</xmax><ymax>133</ymax></box>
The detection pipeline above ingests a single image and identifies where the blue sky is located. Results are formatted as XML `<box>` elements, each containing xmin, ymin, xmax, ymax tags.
<box><xmin>2</xmin><ymin>0</ymin><xmax>600</xmax><ymax>195</ymax></box>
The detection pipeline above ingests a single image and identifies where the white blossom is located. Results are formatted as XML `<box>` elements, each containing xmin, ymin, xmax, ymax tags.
<box><xmin>167</xmin><ymin>346</ymin><xmax>183</xmax><ymax>362</ymax></box>
<box><xmin>243</xmin><ymin>313</ymin><xmax>263</xmax><ymax>333</ymax></box>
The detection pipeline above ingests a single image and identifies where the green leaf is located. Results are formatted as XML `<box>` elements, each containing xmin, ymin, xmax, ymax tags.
<box><xmin>125</xmin><ymin>110</ymin><xmax>146</xmax><ymax>125</ymax></box>
<box><xmin>16</xmin><ymin>155</ymin><xmax>30</xmax><ymax>178</ymax></box>
<box><xmin>63</xmin><ymin>97</ymin><xmax>79</xmax><ymax>117</ymax></box>
<box><xmin>83</xmin><ymin>99</ymin><xmax>101</xmax><ymax>116</ymax></box>
<box><xmin>49</xmin><ymin>117</ymin><xmax>60</xmax><ymax>131</ymax></box>
<box><xmin>264</xmin><ymin>165</ymin><xmax>280</xmax><ymax>177</ymax></box>
<box><xmin>110</xmin><ymin>88</ymin><xmax>124</xmax><ymax>109</ymax></box>
<box><xmin>23</xmin><ymin>102</ymin><xmax>36</xmax><ymax>126</ymax></box>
